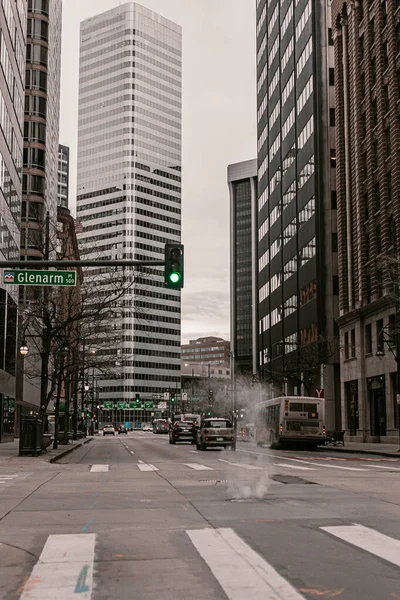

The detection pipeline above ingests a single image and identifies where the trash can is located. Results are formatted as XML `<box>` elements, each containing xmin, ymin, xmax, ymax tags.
<box><xmin>19</xmin><ymin>415</ymin><xmax>42</xmax><ymax>456</ymax></box>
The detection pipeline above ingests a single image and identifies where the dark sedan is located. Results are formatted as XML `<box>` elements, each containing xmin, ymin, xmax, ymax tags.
<box><xmin>169</xmin><ymin>421</ymin><xmax>196</xmax><ymax>444</ymax></box>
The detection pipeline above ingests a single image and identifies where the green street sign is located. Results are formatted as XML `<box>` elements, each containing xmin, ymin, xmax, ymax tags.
<box><xmin>117</xmin><ymin>402</ymin><xmax>128</xmax><ymax>409</ymax></box>
<box><xmin>3</xmin><ymin>269</ymin><xmax>76</xmax><ymax>287</ymax></box>
<box><xmin>103</xmin><ymin>401</ymin><xmax>113</xmax><ymax>410</ymax></box>
<box><xmin>129</xmin><ymin>400</ymin><xmax>142</xmax><ymax>409</ymax></box>
<box><xmin>144</xmin><ymin>401</ymin><xmax>154</xmax><ymax>410</ymax></box>
<box><xmin>189</xmin><ymin>395</ymin><xmax>209</xmax><ymax>402</ymax></box>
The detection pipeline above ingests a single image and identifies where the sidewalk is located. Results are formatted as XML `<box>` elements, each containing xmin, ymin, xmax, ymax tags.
<box><xmin>0</xmin><ymin>437</ymin><xmax>94</xmax><ymax>463</ymax></box>
<box><xmin>321</xmin><ymin>441</ymin><xmax>400</xmax><ymax>457</ymax></box>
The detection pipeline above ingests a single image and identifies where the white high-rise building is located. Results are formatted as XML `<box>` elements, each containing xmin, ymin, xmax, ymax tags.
<box><xmin>77</xmin><ymin>3</ymin><xmax>182</xmax><ymax>408</ymax></box>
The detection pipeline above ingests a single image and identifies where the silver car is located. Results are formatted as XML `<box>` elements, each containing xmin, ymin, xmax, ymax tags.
<box><xmin>196</xmin><ymin>418</ymin><xmax>236</xmax><ymax>450</ymax></box>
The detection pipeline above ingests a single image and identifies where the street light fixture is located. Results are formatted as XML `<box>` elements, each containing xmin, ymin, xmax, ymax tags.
<box><xmin>19</xmin><ymin>341</ymin><xmax>28</xmax><ymax>356</ymax></box>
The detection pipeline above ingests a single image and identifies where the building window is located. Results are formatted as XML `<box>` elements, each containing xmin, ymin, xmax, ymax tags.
<box><xmin>350</xmin><ymin>329</ymin><xmax>356</xmax><ymax>358</ymax></box>
<box><xmin>329</xmin><ymin>108</ymin><xmax>335</xmax><ymax>127</ymax></box>
<box><xmin>365</xmin><ymin>323</ymin><xmax>372</xmax><ymax>354</ymax></box>
<box><xmin>385</xmin><ymin>127</ymin><xmax>391</xmax><ymax>158</ymax></box>
<box><xmin>329</xmin><ymin>68</ymin><xmax>334</xmax><ymax>86</ymax></box>
<box><xmin>332</xmin><ymin>232</ymin><xmax>338</xmax><ymax>252</ymax></box>
<box><xmin>371</xmin><ymin>57</ymin><xmax>376</xmax><ymax>86</ymax></box>
<box><xmin>387</xmin><ymin>172</ymin><xmax>392</xmax><ymax>203</ymax></box>
<box><xmin>344</xmin><ymin>331</ymin><xmax>349</xmax><ymax>359</ymax></box>
<box><xmin>330</xmin><ymin>149</ymin><xmax>336</xmax><ymax>168</ymax></box>
<box><xmin>328</xmin><ymin>28</ymin><xmax>334</xmax><ymax>46</ymax></box>
<box><xmin>377</xmin><ymin>319</ymin><xmax>384</xmax><ymax>353</ymax></box>
<box><xmin>331</xmin><ymin>190</ymin><xmax>337</xmax><ymax>209</ymax></box>
<box><xmin>384</xmin><ymin>85</ymin><xmax>389</xmax><ymax>114</ymax></box>
<box><xmin>369</xmin><ymin>17</ymin><xmax>375</xmax><ymax>46</ymax></box>
<box><xmin>374</xmin><ymin>182</ymin><xmax>380</xmax><ymax>213</ymax></box>
<box><xmin>388</xmin><ymin>216</ymin><xmax>396</xmax><ymax>249</ymax></box>
<box><xmin>376</xmin><ymin>224</ymin><xmax>382</xmax><ymax>254</ymax></box>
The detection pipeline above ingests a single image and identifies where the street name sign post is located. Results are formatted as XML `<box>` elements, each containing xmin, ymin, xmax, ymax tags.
<box><xmin>3</xmin><ymin>269</ymin><xmax>76</xmax><ymax>287</ymax></box>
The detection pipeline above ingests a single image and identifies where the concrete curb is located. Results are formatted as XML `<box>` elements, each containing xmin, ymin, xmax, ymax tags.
<box><xmin>319</xmin><ymin>445</ymin><xmax>400</xmax><ymax>458</ymax></box>
<box><xmin>49</xmin><ymin>437</ymin><xmax>94</xmax><ymax>463</ymax></box>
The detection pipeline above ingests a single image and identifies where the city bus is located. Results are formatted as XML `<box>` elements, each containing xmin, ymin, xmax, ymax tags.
<box><xmin>173</xmin><ymin>413</ymin><xmax>200</xmax><ymax>426</ymax></box>
<box><xmin>254</xmin><ymin>396</ymin><xmax>326</xmax><ymax>449</ymax></box>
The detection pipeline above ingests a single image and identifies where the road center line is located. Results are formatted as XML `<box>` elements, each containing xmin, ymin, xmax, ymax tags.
<box><xmin>187</xmin><ymin>528</ymin><xmax>305</xmax><ymax>600</ymax></box>
<box><xmin>137</xmin><ymin>464</ymin><xmax>159</xmax><ymax>472</ymax></box>
<box><xmin>90</xmin><ymin>464</ymin><xmax>109</xmax><ymax>472</ymax></box>
<box><xmin>321</xmin><ymin>524</ymin><xmax>400</xmax><ymax>568</ymax></box>
<box><xmin>19</xmin><ymin>534</ymin><xmax>96</xmax><ymax>600</ymax></box>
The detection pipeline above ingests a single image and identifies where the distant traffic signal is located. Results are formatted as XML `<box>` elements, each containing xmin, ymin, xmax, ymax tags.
<box><xmin>170</xmin><ymin>393</ymin><xmax>176</xmax><ymax>404</ymax></box>
<box><xmin>164</xmin><ymin>243</ymin><xmax>184</xmax><ymax>290</ymax></box>
<box><xmin>135</xmin><ymin>393</ymin><xmax>140</xmax><ymax>402</ymax></box>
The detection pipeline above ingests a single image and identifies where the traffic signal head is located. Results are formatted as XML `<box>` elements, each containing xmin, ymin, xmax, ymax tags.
<box><xmin>171</xmin><ymin>394</ymin><xmax>175</xmax><ymax>403</ymax></box>
<box><xmin>164</xmin><ymin>243</ymin><xmax>184</xmax><ymax>289</ymax></box>
<box><xmin>207</xmin><ymin>411</ymin><xmax>211</xmax><ymax>416</ymax></box>
<box><xmin>135</xmin><ymin>393</ymin><xmax>140</xmax><ymax>401</ymax></box>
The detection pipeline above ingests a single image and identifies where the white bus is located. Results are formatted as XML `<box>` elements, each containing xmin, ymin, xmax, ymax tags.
<box><xmin>254</xmin><ymin>396</ymin><xmax>326</xmax><ymax>449</ymax></box>
<box><xmin>173</xmin><ymin>413</ymin><xmax>201</xmax><ymax>425</ymax></box>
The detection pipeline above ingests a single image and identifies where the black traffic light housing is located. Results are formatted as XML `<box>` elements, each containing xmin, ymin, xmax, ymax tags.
<box><xmin>164</xmin><ymin>243</ymin><xmax>184</xmax><ymax>290</ymax></box>
<box><xmin>170</xmin><ymin>393</ymin><xmax>176</xmax><ymax>403</ymax></box>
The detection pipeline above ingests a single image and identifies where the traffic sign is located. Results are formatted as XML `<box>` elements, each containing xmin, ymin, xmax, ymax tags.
<box><xmin>158</xmin><ymin>401</ymin><xmax>167</xmax><ymax>410</ymax></box>
<box><xmin>117</xmin><ymin>402</ymin><xmax>128</xmax><ymax>409</ymax></box>
<box><xmin>144</xmin><ymin>401</ymin><xmax>154</xmax><ymax>409</ymax></box>
<box><xmin>103</xmin><ymin>401</ymin><xmax>113</xmax><ymax>410</ymax></box>
<box><xmin>163</xmin><ymin>392</ymin><xmax>170</xmax><ymax>401</ymax></box>
<box><xmin>182</xmin><ymin>393</ymin><xmax>188</xmax><ymax>401</ymax></box>
<box><xmin>3</xmin><ymin>269</ymin><xmax>76</xmax><ymax>286</ymax></box>
<box><xmin>129</xmin><ymin>400</ymin><xmax>142</xmax><ymax>409</ymax></box>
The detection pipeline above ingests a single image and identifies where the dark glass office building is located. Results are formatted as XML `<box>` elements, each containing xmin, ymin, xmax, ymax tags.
<box><xmin>256</xmin><ymin>0</ymin><xmax>340</xmax><ymax>428</ymax></box>
<box><xmin>228</xmin><ymin>159</ymin><xmax>258</xmax><ymax>376</ymax></box>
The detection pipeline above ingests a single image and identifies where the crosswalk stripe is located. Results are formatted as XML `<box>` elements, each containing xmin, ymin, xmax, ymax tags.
<box><xmin>19</xmin><ymin>534</ymin><xmax>96</xmax><ymax>599</ymax></box>
<box><xmin>137</xmin><ymin>463</ymin><xmax>158</xmax><ymax>471</ymax></box>
<box><xmin>321</xmin><ymin>524</ymin><xmax>400</xmax><ymax>568</ymax></box>
<box><xmin>273</xmin><ymin>463</ymin><xmax>316</xmax><ymax>471</ymax></box>
<box><xmin>90</xmin><ymin>464</ymin><xmax>109</xmax><ymax>472</ymax></box>
<box><xmin>273</xmin><ymin>456</ymin><xmax>369</xmax><ymax>472</ymax></box>
<box><xmin>184</xmin><ymin>463</ymin><xmax>214</xmax><ymax>471</ymax></box>
<box><xmin>187</xmin><ymin>528</ymin><xmax>305</xmax><ymax>599</ymax></box>
<box><xmin>219</xmin><ymin>459</ymin><xmax>262</xmax><ymax>470</ymax></box>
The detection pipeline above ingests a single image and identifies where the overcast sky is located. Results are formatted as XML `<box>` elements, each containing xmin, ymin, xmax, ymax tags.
<box><xmin>59</xmin><ymin>0</ymin><xmax>257</xmax><ymax>344</ymax></box>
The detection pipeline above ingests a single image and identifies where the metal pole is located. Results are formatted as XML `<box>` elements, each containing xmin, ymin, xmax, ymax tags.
<box><xmin>72</xmin><ymin>348</ymin><xmax>78</xmax><ymax>440</ymax></box>
<box><xmin>396</xmin><ymin>299</ymin><xmax>400</xmax><ymax>451</ymax></box>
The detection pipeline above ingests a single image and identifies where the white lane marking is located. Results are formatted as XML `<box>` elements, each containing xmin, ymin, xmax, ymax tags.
<box><xmin>219</xmin><ymin>459</ymin><xmax>262</xmax><ymax>470</ymax></box>
<box><xmin>137</xmin><ymin>463</ymin><xmax>159</xmax><ymax>472</ymax></box>
<box><xmin>138</xmin><ymin>460</ymin><xmax>144</xmax><ymax>464</ymax></box>
<box><xmin>273</xmin><ymin>463</ymin><xmax>316</xmax><ymax>471</ymax></box>
<box><xmin>187</xmin><ymin>528</ymin><xmax>305</xmax><ymax>600</ymax></box>
<box><xmin>321</xmin><ymin>524</ymin><xmax>400</xmax><ymax>568</ymax></box>
<box><xmin>190</xmin><ymin>450</ymin><xmax>198</xmax><ymax>454</ymax></box>
<box><xmin>367</xmin><ymin>464</ymin><xmax>400</xmax><ymax>471</ymax></box>
<box><xmin>238</xmin><ymin>449</ymin><xmax>370</xmax><ymax>471</ymax></box>
<box><xmin>130</xmin><ymin>451</ymin><xmax>134</xmax><ymax>455</ymax></box>
<box><xmin>19</xmin><ymin>533</ymin><xmax>96</xmax><ymax>599</ymax></box>
<box><xmin>184</xmin><ymin>463</ymin><xmax>214</xmax><ymax>471</ymax></box>
<box><xmin>90</xmin><ymin>464</ymin><xmax>109</xmax><ymax>472</ymax></box>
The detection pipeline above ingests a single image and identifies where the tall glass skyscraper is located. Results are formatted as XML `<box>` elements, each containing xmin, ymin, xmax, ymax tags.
<box><xmin>77</xmin><ymin>3</ymin><xmax>182</xmax><ymax>408</ymax></box>
<box><xmin>256</xmin><ymin>0</ymin><xmax>339</xmax><ymax>428</ymax></box>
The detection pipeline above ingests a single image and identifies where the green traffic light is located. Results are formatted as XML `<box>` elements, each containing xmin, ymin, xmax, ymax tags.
<box><xmin>169</xmin><ymin>272</ymin><xmax>181</xmax><ymax>284</ymax></box>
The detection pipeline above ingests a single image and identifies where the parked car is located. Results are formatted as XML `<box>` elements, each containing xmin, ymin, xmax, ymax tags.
<box><xmin>142</xmin><ymin>424</ymin><xmax>152</xmax><ymax>432</ymax></box>
<box><xmin>103</xmin><ymin>425</ymin><xmax>115</xmax><ymax>436</ymax></box>
<box><xmin>196</xmin><ymin>418</ymin><xmax>236</xmax><ymax>451</ymax></box>
<box><xmin>169</xmin><ymin>420</ymin><xmax>196</xmax><ymax>444</ymax></box>
<box><xmin>118</xmin><ymin>426</ymin><xmax>128</xmax><ymax>435</ymax></box>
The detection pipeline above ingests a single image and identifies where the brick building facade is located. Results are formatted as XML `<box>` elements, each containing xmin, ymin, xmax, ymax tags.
<box><xmin>332</xmin><ymin>0</ymin><xmax>400</xmax><ymax>442</ymax></box>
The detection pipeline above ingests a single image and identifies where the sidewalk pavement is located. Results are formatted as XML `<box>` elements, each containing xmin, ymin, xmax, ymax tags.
<box><xmin>0</xmin><ymin>436</ymin><xmax>94</xmax><ymax>463</ymax></box>
<box><xmin>320</xmin><ymin>441</ymin><xmax>400</xmax><ymax>457</ymax></box>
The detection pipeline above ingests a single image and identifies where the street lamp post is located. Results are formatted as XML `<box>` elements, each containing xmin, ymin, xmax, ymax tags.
<box><xmin>376</xmin><ymin>320</ymin><xmax>400</xmax><ymax>451</ymax></box>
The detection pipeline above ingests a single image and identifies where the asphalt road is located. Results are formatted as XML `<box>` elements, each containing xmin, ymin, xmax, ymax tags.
<box><xmin>1</xmin><ymin>432</ymin><xmax>400</xmax><ymax>599</ymax></box>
